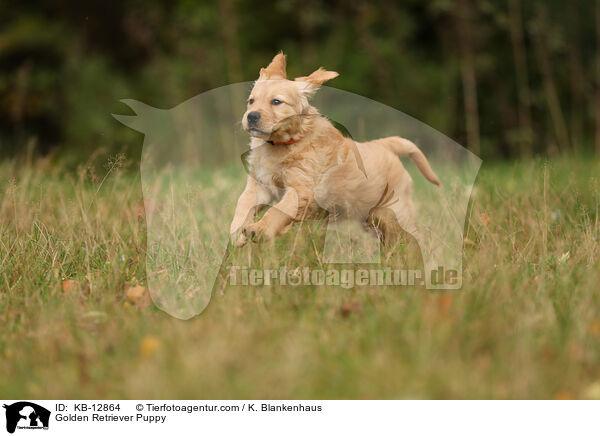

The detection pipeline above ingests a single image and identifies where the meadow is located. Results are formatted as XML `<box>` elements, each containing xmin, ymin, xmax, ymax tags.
<box><xmin>1</xmin><ymin>153</ymin><xmax>599</xmax><ymax>399</ymax></box>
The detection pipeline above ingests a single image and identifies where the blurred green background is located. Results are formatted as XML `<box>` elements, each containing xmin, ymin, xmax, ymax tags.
<box><xmin>0</xmin><ymin>0</ymin><xmax>598</xmax><ymax>162</ymax></box>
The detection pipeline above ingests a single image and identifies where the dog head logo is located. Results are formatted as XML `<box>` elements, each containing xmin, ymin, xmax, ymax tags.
<box><xmin>114</xmin><ymin>53</ymin><xmax>481</xmax><ymax>320</ymax></box>
<box><xmin>3</xmin><ymin>402</ymin><xmax>50</xmax><ymax>434</ymax></box>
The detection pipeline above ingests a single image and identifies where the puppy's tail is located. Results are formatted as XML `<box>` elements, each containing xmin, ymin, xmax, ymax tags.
<box><xmin>379</xmin><ymin>136</ymin><xmax>441</xmax><ymax>186</ymax></box>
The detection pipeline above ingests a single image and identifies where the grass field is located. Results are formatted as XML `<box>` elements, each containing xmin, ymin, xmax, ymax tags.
<box><xmin>1</xmin><ymin>154</ymin><xmax>600</xmax><ymax>399</ymax></box>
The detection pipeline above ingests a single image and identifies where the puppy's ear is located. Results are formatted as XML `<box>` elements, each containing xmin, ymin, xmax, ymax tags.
<box><xmin>295</xmin><ymin>68</ymin><xmax>339</xmax><ymax>98</ymax></box>
<box><xmin>259</xmin><ymin>52</ymin><xmax>287</xmax><ymax>80</ymax></box>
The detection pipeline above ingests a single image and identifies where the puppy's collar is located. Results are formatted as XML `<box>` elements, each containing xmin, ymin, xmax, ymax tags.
<box><xmin>266</xmin><ymin>136</ymin><xmax>303</xmax><ymax>146</ymax></box>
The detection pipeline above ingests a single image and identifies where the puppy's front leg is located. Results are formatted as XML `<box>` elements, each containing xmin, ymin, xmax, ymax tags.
<box><xmin>230</xmin><ymin>176</ymin><xmax>260</xmax><ymax>247</ymax></box>
<box><xmin>242</xmin><ymin>188</ymin><xmax>301</xmax><ymax>243</ymax></box>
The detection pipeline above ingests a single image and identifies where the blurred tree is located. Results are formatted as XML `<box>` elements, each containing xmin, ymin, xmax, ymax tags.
<box><xmin>530</xmin><ymin>4</ymin><xmax>571</xmax><ymax>152</ymax></box>
<box><xmin>455</xmin><ymin>0</ymin><xmax>481</xmax><ymax>155</ymax></box>
<box><xmin>596</xmin><ymin>0</ymin><xmax>600</xmax><ymax>154</ymax></box>
<box><xmin>507</xmin><ymin>0</ymin><xmax>533</xmax><ymax>156</ymax></box>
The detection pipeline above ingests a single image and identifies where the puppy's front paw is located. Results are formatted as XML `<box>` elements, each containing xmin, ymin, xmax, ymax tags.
<box><xmin>231</xmin><ymin>231</ymin><xmax>248</xmax><ymax>247</ymax></box>
<box><xmin>241</xmin><ymin>222</ymin><xmax>273</xmax><ymax>243</ymax></box>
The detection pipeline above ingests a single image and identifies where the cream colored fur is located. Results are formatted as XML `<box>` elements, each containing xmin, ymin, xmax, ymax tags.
<box><xmin>230</xmin><ymin>52</ymin><xmax>440</xmax><ymax>247</ymax></box>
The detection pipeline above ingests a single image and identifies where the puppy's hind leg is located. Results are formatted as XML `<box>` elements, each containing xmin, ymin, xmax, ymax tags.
<box><xmin>367</xmin><ymin>207</ymin><xmax>403</xmax><ymax>248</ymax></box>
<box><xmin>367</xmin><ymin>206</ymin><xmax>422</xmax><ymax>268</ymax></box>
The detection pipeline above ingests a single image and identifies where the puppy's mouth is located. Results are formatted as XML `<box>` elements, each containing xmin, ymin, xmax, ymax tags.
<box><xmin>246</xmin><ymin>127</ymin><xmax>270</xmax><ymax>137</ymax></box>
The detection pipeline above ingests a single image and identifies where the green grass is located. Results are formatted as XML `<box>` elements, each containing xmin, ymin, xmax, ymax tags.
<box><xmin>1</xmin><ymin>154</ymin><xmax>599</xmax><ymax>399</ymax></box>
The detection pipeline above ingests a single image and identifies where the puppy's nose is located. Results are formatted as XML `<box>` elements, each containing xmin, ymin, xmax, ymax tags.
<box><xmin>247</xmin><ymin>111</ymin><xmax>261</xmax><ymax>125</ymax></box>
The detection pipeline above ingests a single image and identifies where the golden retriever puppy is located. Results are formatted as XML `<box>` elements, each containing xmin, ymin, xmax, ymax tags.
<box><xmin>230</xmin><ymin>52</ymin><xmax>440</xmax><ymax>248</ymax></box>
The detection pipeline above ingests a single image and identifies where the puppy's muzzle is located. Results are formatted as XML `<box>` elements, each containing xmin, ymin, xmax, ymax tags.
<box><xmin>247</xmin><ymin>111</ymin><xmax>261</xmax><ymax>127</ymax></box>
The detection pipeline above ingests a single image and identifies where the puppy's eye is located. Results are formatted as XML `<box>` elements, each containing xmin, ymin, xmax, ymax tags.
<box><xmin>271</xmin><ymin>99</ymin><xmax>282</xmax><ymax>105</ymax></box>
<box><xmin>248</xmin><ymin>98</ymin><xmax>254</xmax><ymax>104</ymax></box>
